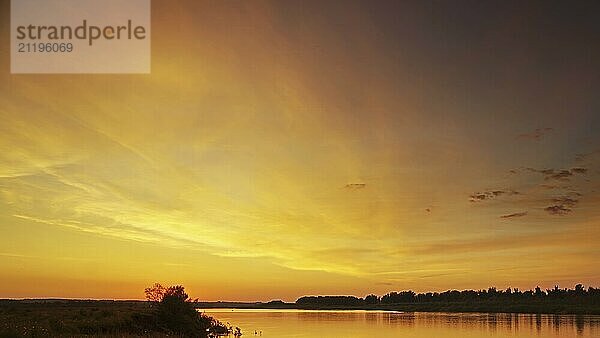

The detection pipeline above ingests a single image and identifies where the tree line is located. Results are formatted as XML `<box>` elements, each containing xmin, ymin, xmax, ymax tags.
<box><xmin>296</xmin><ymin>284</ymin><xmax>600</xmax><ymax>307</ymax></box>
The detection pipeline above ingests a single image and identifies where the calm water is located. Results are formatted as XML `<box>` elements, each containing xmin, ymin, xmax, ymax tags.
<box><xmin>201</xmin><ymin>309</ymin><xmax>600</xmax><ymax>338</ymax></box>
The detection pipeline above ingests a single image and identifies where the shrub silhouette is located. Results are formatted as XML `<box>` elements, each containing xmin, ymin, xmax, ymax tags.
<box><xmin>144</xmin><ymin>283</ymin><xmax>229</xmax><ymax>337</ymax></box>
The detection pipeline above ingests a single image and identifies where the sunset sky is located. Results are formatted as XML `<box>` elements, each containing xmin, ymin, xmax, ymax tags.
<box><xmin>1</xmin><ymin>1</ymin><xmax>599</xmax><ymax>301</ymax></box>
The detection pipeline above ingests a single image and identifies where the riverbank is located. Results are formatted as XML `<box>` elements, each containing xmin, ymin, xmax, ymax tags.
<box><xmin>2</xmin><ymin>297</ymin><xmax>598</xmax><ymax>337</ymax></box>
<box><xmin>196</xmin><ymin>300</ymin><xmax>600</xmax><ymax>315</ymax></box>
<box><xmin>0</xmin><ymin>300</ymin><xmax>148</xmax><ymax>337</ymax></box>
<box><xmin>0</xmin><ymin>300</ymin><xmax>227</xmax><ymax>337</ymax></box>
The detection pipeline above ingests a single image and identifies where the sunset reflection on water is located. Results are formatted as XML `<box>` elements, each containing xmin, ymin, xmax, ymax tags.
<box><xmin>202</xmin><ymin>309</ymin><xmax>600</xmax><ymax>337</ymax></box>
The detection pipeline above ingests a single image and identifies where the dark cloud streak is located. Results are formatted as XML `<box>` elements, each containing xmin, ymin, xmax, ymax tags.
<box><xmin>525</xmin><ymin>167</ymin><xmax>587</xmax><ymax>181</ymax></box>
<box><xmin>500</xmin><ymin>211</ymin><xmax>528</xmax><ymax>219</ymax></box>
<box><xmin>551</xmin><ymin>196</ymin><xmax>578</xmax><ymax>207</ymax></box>
<box><xmin>469</xmin><ymin>189</ymin><xmax>519</xmax><ymax>202</ymax></box>
<box><xmin>544</xmin><ymin>205</ymin><xmax>572</xmax><ymax>215</ymax></box>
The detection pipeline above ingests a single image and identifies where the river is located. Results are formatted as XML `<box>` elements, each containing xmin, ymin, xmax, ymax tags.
<box><xmin>201</xmin><ymin>309</ymin><xmax>600</xmax><ymax>337</ymax></box>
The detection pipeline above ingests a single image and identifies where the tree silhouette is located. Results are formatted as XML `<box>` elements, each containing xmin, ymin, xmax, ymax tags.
<box><xmin>144</xmin><ymin>282</ymin><xmax>166</xmax><ymax>303</ymax></box>
<box><xmin>145</xmin><ymin>283</ymin><xmax>229</xmax><ymax>337</ymax></box>
<box><xmin>365</xmin><ymin>294</ymin><xmax>379</xmax><ymax>305</ymax></box>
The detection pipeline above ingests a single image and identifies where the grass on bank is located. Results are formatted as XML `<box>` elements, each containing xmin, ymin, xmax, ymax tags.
<box><xmin>0</xmin><ymin>284</ymin><xmax>234</xmax><ymax>338</ymax></box>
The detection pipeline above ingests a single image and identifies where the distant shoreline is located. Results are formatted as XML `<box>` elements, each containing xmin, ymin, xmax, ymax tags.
<box><xmin>2</xmin><ymin>298</ymin><xmax>599</xmax><ymax>316</ymax></box>
<box><xmin>195</xmin><ymin>301</ymin><xmax>600</xmax><ymax>315</ymax></box>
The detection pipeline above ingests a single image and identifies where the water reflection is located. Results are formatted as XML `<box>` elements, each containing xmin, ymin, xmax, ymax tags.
<box><xmin>202</xmin><ymin>309</ymin><xmax>600</xmax><ymax>338</ymax></box>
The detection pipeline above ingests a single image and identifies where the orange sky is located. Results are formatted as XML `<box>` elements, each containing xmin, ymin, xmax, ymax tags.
<box><xmin>1</xmin><ymin>0</ymin><xmax>599</xmax><ymax>301</ymax></box>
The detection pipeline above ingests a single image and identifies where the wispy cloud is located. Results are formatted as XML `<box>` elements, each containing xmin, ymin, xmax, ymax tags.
<box><xmin>575</xmin><ymin>150</ymin><xmax>600</xmax><ymax>162</ymax></box>
<box><xmin>345</xmin><ymin>183</ymin><xmax>366</xmax><ymax>189</ymax></box>
<box><xmin>516</xmin><ymin>127</ymin><xmax>554</xmax><ymax>141</ymax></box>
<box><xmin>484</xmin><ymin>156</ymin><xmax>592</xmax><ymax>218</ymax></box>
<box><xmin>542</xmin><ymin>193</ymin><xmax>581</xmax><ymax>216</ymax></box>
<box><xmin>410</xmin><ymin>226</ymin><xmax>598</xmax><ymax>256</ymax></box>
